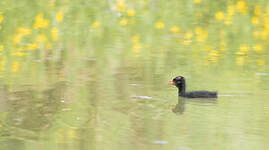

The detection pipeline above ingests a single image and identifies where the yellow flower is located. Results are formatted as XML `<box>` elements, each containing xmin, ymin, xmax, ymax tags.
<box><xmin>13</xmin><ymin>27</ymin><xmax>32</xmax><ymax>44</ymax></box>
<box><xmin>251</xmin><ymin>16</ymin><xmax>259</xmax><ymax>25</ymax></box>
<box><xmin>224</xmin><ymin>16</ymin><xmax>233</xmax><ymax>25</ymax></box>
<box><xmin>227</xmin><ymin>5</ymin><xmax>235</xmax><ymax>16</ymax></box>
<box><xmin>17</xmin><ymin>27</ymin><xmax>32</xmax><ymax>35</ymax></box>
<box><xmin>91</xmin><ymin>21</ymin><xmax>100</xmax><ymax>28</ymax></box>
<box><xmin>51</xmin><ymin>27</ymin><xmax>59</xmax><ymax>41</ymax></box>
<box><xmin>127</xmin><ymin>9</ymin><xmax>136</xmax><ymax>16</ymax></box>
<box><xmin>0</xmin><ymin>56</ymin><xmax>6</xmax><ymax>71</ymax></box>
<box><xmin>195</xmin><ymin>27</ymin><xmax>208</xmax><ymax>42</ymax></box>
<box><xmin>261</xmin><ymin>30</ymin><xmax>268</xmax><ymax>40</ymax></box>
<box><xmin>36</xmin><ymin>34</ymin><xmax>48</xmax><ymax>43</ymax></box>
<box><xmin>236</xmin><ymin>1</ymin><xmax>248</xmax><ymax>14</ymax></box>
<box><xmin>170</xmin><ymin>26</ymin><xmax>180</xmax><ymax>33</ymax></box>
<box><xmin>236</xmin><ymin>45</ymin><xmax>249</xmax><ymax>55</ymax></box>
<box><xmin>26</xmin><ymin>43</ymin><xmax>38</xmax><ymax>50</ymax></box>
<box><xmin>33</xmin><ymin>13</ymin><xmax>50</xmax><ymax>28</ymax></box>
<box><xmin>120</xmin><ymin>18</ymin><xmax>128</xmax><ymax>26</ymax></box>
<box><xmin>254</xmin><ymin>5</ymin><xmax>262</xmax><ymax>16</ymax></box>
<box><xmin>240</xmin><ymin>45</ymin><xmax>249</xmax><ymax>52</ymax></box>
<box><xmin>184</xmin><ymin>31</ymin><xmax>193</xmax><ymax>39</ymax></box>
<box><xmin>132</xmin><ymin>35</ymin><xmax>140</xmax><ymax>43</ymax></box>
<box><xmin>215</xmin><ymin>11</ymin><xmax>224</xmax><ymax>21</ymax></box>
<box><xmin>0</xmin><ymin>12</ymin><xmax>3</xmax><ymax>23</ymax></box>
<box><xmin>0</xmin><ymin>45</ymin><xmax>3</xmax><ymax>51</ymax></box>
<box><xmin>12</xmin><ymin>62</ymin><xmax>19</xmax><ymax>72</ymax></box>
<box><xmin>257</xmin><ymin>59</ymin><xmax>264</xmax><ymax>66</ymax></box>
<box><xmin>155</xmin><ymin>21</ymin><xmax>165</xmax><ymax>29</ymax></box>
<box><xmin>11</xmin><ymin>52</ymin><xmax>26</xmax><ymax>56</ymax></box>
<box><xmin>209</xmin><ymin>50</ymin><xmax>219</xmax><ymax>57</ymax></box>
<box><xmin>117</xmin><ymin>0</ymin><xmax>126</xmax><ymax>12</ymax></box>
<box><xmin>253</xmin><ymin>44</ymin><xmax>262</xmax><ymax>52</ymax></box>
<box><xmin>236</xmin><ymin>57</ymin><xmax>245</xmax><ymax>66</ymax></box>
<box><xmin>219</xmin><ymin>41</ymin><xmax>226</xmax><ymax>51</ymax></box>
<box><xmin>56</xmin><ymin>11</ymin><xmax>64</xmax><ymax>23</ymax></box>
<box><xmin>194</xmin><ymin>0</ymin><xmax>201</xmax><ymax>4</ymax></box>
<box><xmin>133</xmin><ymin>43</ymin><xmax>142</xmax><ymax>53</ymax></box>
<box><xmin>265</xmin><ymin>23</ymin><xmax>269</xmax><ymax>31</ymax></box>
<box><xmin>253</xmin><ymin>30</ymin><xmax>260</xmax><ymax>39</ymax></box>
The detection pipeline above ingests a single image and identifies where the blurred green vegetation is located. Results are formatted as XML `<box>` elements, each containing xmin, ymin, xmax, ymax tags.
<box><xmin>0</xmin><ymin>0</ymin><xmax>269</xmax><ymax>150</ymax></box>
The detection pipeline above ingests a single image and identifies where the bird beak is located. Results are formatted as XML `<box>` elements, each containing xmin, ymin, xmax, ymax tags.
<box><xmin>169</xmin><ymin>80</ymin><xmax>175</xmax><ymax>85</ymax></box>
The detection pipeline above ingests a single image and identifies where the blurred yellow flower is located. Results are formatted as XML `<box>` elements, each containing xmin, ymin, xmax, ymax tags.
<box><xmin>184</xmin><ymin>31</ymin><xmax>193</xmax><ymax>39</ymax></box>
<box><xmin>11</xmin><ymin>52</ymin><xmax>26</xmax><ymax>56</ymax></box>
<box><xmin>227</xmin><ymin>5</ymin><xmax>235</xmax><ymax>16</ymax></box>
<box><xmin>33</xmin><ymin>13</ymin><xmax>50</xmax><ymax>28</ymax></box>
<box><xmin>219</xmin><ymin>41</ymin><xmax>226</xmax><ymax>51</ymax></box>
<box><xmin>91</xmin><ymin>21</ymin><xmax>100</xmax><ymax>28</ymax></box>
<box><xmin>251</xmin><ymin>16</ymin><xmax>259</xmax><ymax>25</ymax></box>
<box><xmin>18</xmin><ymin>27</ymin><xmax>32</xmax><ymax>35</ymax></box>
<box><xmin>127</xmin><ymin>9</ymin><xmax>136</xmax><ymax>16</ymax></box>
<box><xmin>132</xmin><ymin>35</ymin><xmax>140</xmax><ymax>43</ymax></box>
<box><xmin>253</xmin><ymin>30</ymin><xmax>260</xmax><ymax>39</ymax></box>
<box><xmin>254</xmin><ymin>5</ymin><xmax>262</xmax><ymax>16</ymax></box>
<box><xmin>120</xmin><ymin>18</ymin><xmax>128</xmax><ymax>25</ymax></box>
<box><xmin>236</xmin><ymin>0</ymin><xmax>248</xmax><ymax>14</ymax></box>
<box><xmin>0</xmin><ymin>26</ymin><xmax>2</xmax><ymax>30</ymax></box>
<box><xmin>13</xmin><ymin>27</ymin><xmax>32</xmax><ymax>44</ymax></box>
<box><xmin>133</xmin><ymin>43</ymin><xmax>142</xmax><ymax>53</ymax></box>
<box><xmin>195</xmin><ymin>27</ymin><xmax>208</xmax><ymax>42</ymax></box>
<box><xmin>26</xmin><ymin>43</ymin><xmax>38</xmax><ymax>50</ymax></box>
<box><xmin>51</xmin><ymin>27</ymin><xmax>59</xmax><ymax>41</ymax></box>
<box><xmin>215</xmin><ymin>11</ymin><xmax>224</xmax><ymax>21</ymax></box>
<box><xmin>194</xmin><ymin>0</ymin><xmax>201</xmax><ymax>4</ymax></box>
<box><xmin>265</xmin><ymin>23</ymin><xmax>269</xmax><ymax>31</ymax></box>
<box><xmin>236</xmin><ymin>45</ymin><xmax>249</xmax><ymax>55</ymax></box>
<box><xmin>224</xmin><ymin>16</ymin><xmax>233</xmax><ymax>25</ymax></box>
<box><xmin>240</xmin><ymin>45</ymin><xmax>249</xmax><ymax>51</ymax></box>
<box><xmin>0</xmin><ymin>57</ymin><xmax>5</xmax><ymax>71</ymax></box>
<box><xmin>67</xmin><ymin>129</ymin><xmax>77</xmax><ymax>139</ymax></box>
<box><xmin>253</xmin><ymin>44</ymin><xmax>262</xmax><ymax>52</ymax></box>
<box><xmin>170</xmin><ymin>26</ymin><xmax>180</xmax><ymax>33</ymax></box>
<box><xmin>209</xmin><ymin>50</ymin><xmax>219</xmax><ymax>57</ymax></box>
<box><xmin>12</xmin><ymin>62</ymin><xmax>19</xmax><ymax>72</ymax></box>
<box><xmin>36</xmin><ymin>34</ymin><xmax>48</xmax><ymax>43</ymax></box>
<box><xmin>261</xmin><ymin>30</ymin><xmax>268</xmax><ymax>40</ymax></box>
<box><xmin>257</xmin><ymin>59</ymin><xmax>264</xmax><ymax>66</ymax></box>
<box><xmin>155</xmin><ymin>21</ymin><xmax>165</xmax><ymax>29</ymax></box>
<box><xmin>56</xmin><ymin>11</ymin><xmax>64</xmax><ymax>23</ymax></box>
<box><xmin>0</xmin><ymin>45</ymin><xmax>3</xmax><ymax>51</ymax></box>
<box><xmin>236</xmin><ymin>57</ymin><xmax>245</xmax><ymax>66</ymax></box>
<box><xmin>0</xmin><ymin>12</ymin><xmax>3</xmax><ymax>23</ymax></box>
<box><xmin>117</xmin><ymin>0</ymin><xmax>126</xmax><ymax>12</ymax></box>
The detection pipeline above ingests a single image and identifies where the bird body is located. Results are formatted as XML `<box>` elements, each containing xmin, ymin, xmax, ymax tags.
<box><xmin>170</xmin><ymin>76</ymin><xmax>217</xmax><ymax>98</ymax></box>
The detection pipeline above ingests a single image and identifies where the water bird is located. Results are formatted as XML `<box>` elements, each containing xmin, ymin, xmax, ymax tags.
<box><xmin>169</xmin><ymin>76</ymin><xmax>217</xmax><ymax>98</ymax></box>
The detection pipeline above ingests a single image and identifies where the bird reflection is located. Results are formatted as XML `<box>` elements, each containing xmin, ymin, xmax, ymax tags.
<box><xmin>169</xmin><ymin>97</ymin><xmax>217</xmax><ymax>115</ymax></box>
<box><xmin>169</xmin><ymin>98</ymin><xmax>186</xmax><ymax>114</ymax></box>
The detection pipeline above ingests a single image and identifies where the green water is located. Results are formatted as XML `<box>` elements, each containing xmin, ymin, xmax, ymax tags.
<box><xmin>1</xmin><ymin>0</ymin><xmax>269</xmax><ymax>150</ymax></box>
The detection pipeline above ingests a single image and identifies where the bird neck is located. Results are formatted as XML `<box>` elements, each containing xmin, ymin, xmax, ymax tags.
<box><xmin>178</xmin><ymin>81</ymin><xmax>186</xmax><ymax>96</ymax></box>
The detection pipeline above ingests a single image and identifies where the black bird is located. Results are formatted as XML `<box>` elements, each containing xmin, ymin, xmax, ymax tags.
<box><xmin>169</xmin><ymin>76</ymin><xmax>217</xmax><ymax>98</ymax></box>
